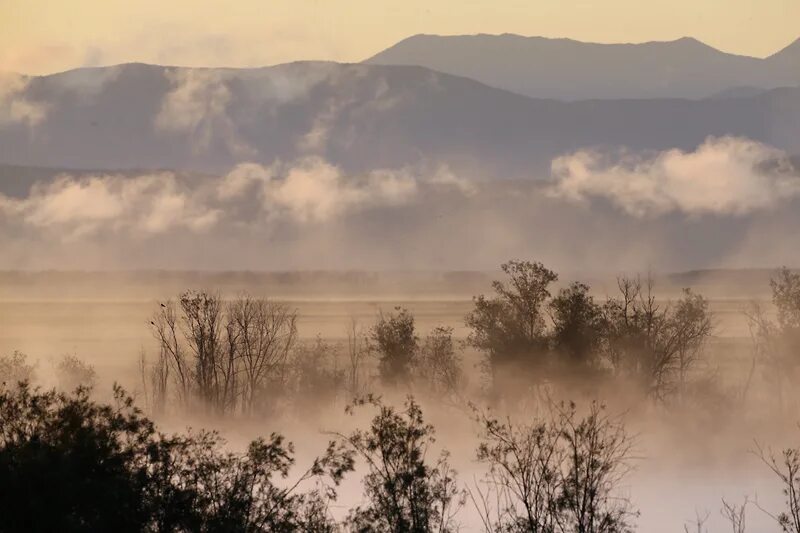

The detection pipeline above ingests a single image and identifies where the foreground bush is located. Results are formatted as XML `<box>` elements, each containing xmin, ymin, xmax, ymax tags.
<box><xmin>472</xmin><ymin>401</ymin><xmax>636</xmax><ymax>533</ymax></box>
<box><xmin>0</xmin><ymin>383</ymin><xmax>352</xmax><ymax>532</ymax></box>
<box><xmin>337</xmin><ymin>395</ymin><xmax>464</xmax><ymax>533</ymax></box>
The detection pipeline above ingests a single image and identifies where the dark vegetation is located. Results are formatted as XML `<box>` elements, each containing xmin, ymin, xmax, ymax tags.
<box><xmin>2</xmin><ymin>260</ymin><xmax>800</xmax><ymax>531</ymax></box>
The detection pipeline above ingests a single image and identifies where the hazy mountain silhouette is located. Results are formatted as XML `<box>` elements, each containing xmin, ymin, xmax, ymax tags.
<box><xmin>364</xmin><ymin>34</ymin><xmax>800</xmax><ymax>100</ymax></box>
<box><xmin>0</xmin><ymin>62</ymin><xmax>798</xmax><ymax>177</ymax></box>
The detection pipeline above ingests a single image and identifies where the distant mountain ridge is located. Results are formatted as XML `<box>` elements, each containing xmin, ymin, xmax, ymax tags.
<box><xmin>364</xmin><ymin>33</ymin><xmax>800</xmax><ymax>100</ymax></box>
<box><xmin>0</xmin><ymin>61</ymin><xmax>798</xmax><ymax>178</ymax></box>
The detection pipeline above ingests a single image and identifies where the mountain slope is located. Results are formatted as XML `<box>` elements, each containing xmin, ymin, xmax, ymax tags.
<box><xmin>0</xmin><ymin>62</ymin><xmax>798</xmax><ymax>177</ymax></box>
<box><xmin>364</xmin><ymin>34</ymin><xmax>800</xmax><ymax>100</ymax></box>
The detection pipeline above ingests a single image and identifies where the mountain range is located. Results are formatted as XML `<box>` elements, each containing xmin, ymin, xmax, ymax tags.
<box><xmin>0</xmin><ymin>57</ymin><xmax>798</xmax><ymax>179</ymax></box>
<box><xmin>365</xmin><ymin>34</ymin><xmax>800</xmax><ymax>100</ymax></box>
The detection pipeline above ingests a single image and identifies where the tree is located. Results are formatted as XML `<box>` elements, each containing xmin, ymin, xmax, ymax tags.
<box><xmin>471</xmin><ymin>408</ymin><xmax>564</xmax><ymax>532</ymax></box>
<box><xmin>416</xmin><ymin>326</ymin><xmax>464</xmax><ymax>398</ymax></box>
<box><xmin>150</xmin><ymin>299</ymin><xmax>191</xmax><ymax>407</ymax></box>
<box><xmin>179</xmin><ymin>290</ymin><xmax>228</xmax><ymax>413</ymax></box>
<box><xmin>150</xmin><ymin>291</ymin><xmax>298</xmax><ymax>415</ymax></box>
<box><xmin>346</xmin><ymin>318</ymin><xmax>368</xmax><ymax>398</ymax></box>
<box><xmin>748</xmin><ymin>268</ymin><xmax>800</xmax><ymax>410</ymax></box>
<box><xmin>472</xmin><ymin>402</ymin><xmax>636</xmax><ymax>533</ymax></box>
<box><xmin>550</xmin><ymin>282</ymin><xmax>604</xmax><ymax>368</ymax></box>
<box><xmin>291</xmin><ymin>336</ymin><xmax>345</xmax><ymax>415</ymax></box>
<box><xmin>0</xmin><ymin>351</ymin><xmax>35</xmax><ymax>388</ymax></box>
<box><xmin>755</xmin><ymin>440</ymin><xmax>800</xmax><ymax>533</ymax></box>
<box><xmin>229</xmin><ymin>295</ymin><xmax>298</xmax><ymax>415</ymax></box>
<box><xmin>338</xmin><ymin>395</ymin><xmax>464</xmax><ymax>533</ymax></box>
<box><xmin>601</xmin><ymin>277</ymin><xmax>712</xmax><ymax>402</ymax></box>
<box><xmin>370</xmin><ymin>307</ymin><xmax>418</xmax><ymax>387</ymax></box>
<box><xmin>0</xmin><ymin>382</ymin><xmax>354</xmax><ymax>532</ymax></box>
<box><xmin>466</xmin><ymin>260</ymin><xmax>558</xmax><ymax>384</ymax></box>
<box><xmin>55</xmin><ymin>354</ymin><xmax>97</xmax><ymax>392</ymax></box>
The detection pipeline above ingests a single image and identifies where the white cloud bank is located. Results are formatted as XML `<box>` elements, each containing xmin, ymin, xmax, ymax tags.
<box><xmin>0</xmin><ymin>158</ymin><xmax>469</xmax><ymax>240</ymax></box>
<box><xmin>0</xmin><ymin>173</ymin><xmax>219</xmax><ymax>240</ymax></box>
<box><xmin>218</xmin><ymin>158</ymin><xmax>418</xmax><ymax>223</ymax></box>
<box><xmin>550</xmin><ymin>136</ymin><xmax>800</xmax><ymax>217</ymax></box>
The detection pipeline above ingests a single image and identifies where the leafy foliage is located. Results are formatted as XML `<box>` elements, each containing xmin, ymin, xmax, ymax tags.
<box><xmin>0</xmin><ymin>383</ymin><xmax>353</xmax><ymax>532</ymax></box>
<box><xmin>339</xmin><ymin>395</ymin><xmax>464</xmax><ymax>532</ymax></box>
<box><xmin>370</xmin><ymin>307</ymin><xmax>418</xmax><ymax>386</ymax></box>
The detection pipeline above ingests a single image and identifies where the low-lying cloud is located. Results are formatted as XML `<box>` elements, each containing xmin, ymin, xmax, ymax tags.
<box><xmin>0</xmin><ymin>73</ymin><xmax>48</xmax><ymax>127</ymax></box>
<box><xmin>550</xmin><ymin>136</ymin><xmax>800</xmax><ymax>217</ymax></box>
<box><xmin>0</xmin><ymin>158</ymin><xmax>462</xmax><ymax>240</ymax></box>
<box><xmin>155</xmin><ymin>69</ymin><xmax>252</xmax><ymax>155</ymax></box>
<box><xmin>218</xmin><ymin>158</ymin><xmax>418</xmax><ymax>223</ymax></box>
<box><xmin>0</xmin><ymin>172</ymin><xmax>219</xmax><ymax>239</ymax></box>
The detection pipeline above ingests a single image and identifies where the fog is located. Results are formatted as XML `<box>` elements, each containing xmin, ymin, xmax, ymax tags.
<box><xmin>3</xmin><ymin>10</ymin><xmax>800</xmax><ymax>531</ymax></box>
<box><xmin>2</xmin><ymin>267</ymin><xmax>799</xmax><ymax>532</ymax></box>
<box><xmin>1</xmin><ymin>136</ymin><xmax>799</xmax><ymax>273</ymax></box>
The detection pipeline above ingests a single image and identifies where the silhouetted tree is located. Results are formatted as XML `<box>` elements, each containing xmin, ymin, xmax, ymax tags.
<box><xmin>0</xmin><ymin>351</ymin><xmax>35</xmax><ymax>388</ymax></box>
<box><xmin>416</xmin><ymin>326</ymin><xmax>464</xmax><ymax>398</ymax></box>
<box><xmin>601</xmin><ymin>277</ymin><xmax>712</xmax><ymax>401</ymax></box>
<box><xmin>0</xmin><ymin>383</ymin><xmax>354</xmax><ymax>532</ymax></box>
<box><xmin>472</xmin><ymin>401</ymin><xmax>636</xmax><ymax>533</ymax></box>
<box><xmin>755</xmin><ymin>439</ymin><xmax>800</xmax><ymax>533</ymax></box>
<box><xmin>229</xmin><ymin>295</ymin><xmax>297</xmax><ymax>415</ymax></box>
<box><xmin>55</xmin><ymin>354</ymin><xmax>97</xmax><ymax>392</ymax></box>
<box><xmin>338</xmin><ymin>395</ymin><xmax>464</xmax><ymax>532</ymax></box>
<box><xmin>370</xmin><ymin>307</ymin><xmax>418</xmax><ymax>386</ymax></box>
<box><xmin>550</xmin><ymin>282</ymin><xmax>605</xmax><ymax>368</ymax></box>
<box><xmin>748</xmin><ymin>268</ymin><xmax>800</xmax><ymax>410</ymax></box>
<box><xmin>466</xmin><ymin>260</ymin><xmax>558</xmax><ymax>385</ymax></box>
<box><xmin>346</xmin><ymin>318</ymin><xmax>368</xmax><ymax>398</ymax></box>
<box><xmin>291</xmin><ymin>336</ymin><xmax>345</xmax><ymax>415</ymax></box>
<box><xmin>150</xmin><ymin>291</ymin><xmax>298</xmax><ymax>415</ymax></box>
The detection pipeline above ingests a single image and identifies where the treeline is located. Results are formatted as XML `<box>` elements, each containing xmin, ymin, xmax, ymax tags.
<box><xmin>3</xmin><ymin>260</ymin><xmax>800</xmax><ymax>531</ymax></box>
<box><xmin>142</xmin><ymin>260</ymin><xmax>722</xmax><ymax>416</ymax></box>
<box><xmin>0</xmin><ymin>381</ymin><xmax>636</xmax><ymax>532</ymax></box>
<box><xmin>1</xmin><ymin>383</ymin><xmax>799</xmax><ymax>532</ymax></box>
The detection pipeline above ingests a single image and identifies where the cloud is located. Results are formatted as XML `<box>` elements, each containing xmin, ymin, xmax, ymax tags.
<box><xmin>0</xmin><ymin>73</ymin><xmax>48</xmax><ymax>127</ymax></box>
<box><xmin>549</xmin><ymin>136</ymin><xmax>800</xmax><ymax>217</ymax></box>
<box><xmin>1</xmin><ymin>157</ymin><xmax>471</xmax><ymax>244</ymax></box>
<box><xmin>0</xmin><ymin>172</ymin><xmax>219</xmax><ymax>239</ymax></box>
<box><xmin>218</xmin><ymin>157</ymin><xmax>419</xmax><ymax>223</ymax></box>
<box><xmin>155</xmin><ymin>69</ymin><xmax>253</xmax><ymax>155</ymax></box>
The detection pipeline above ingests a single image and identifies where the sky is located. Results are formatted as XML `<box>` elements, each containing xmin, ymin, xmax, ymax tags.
<box><xmin>1</xmin><ymin>0</ymin><xmax>798</xmax><ymax>75</ymax></box>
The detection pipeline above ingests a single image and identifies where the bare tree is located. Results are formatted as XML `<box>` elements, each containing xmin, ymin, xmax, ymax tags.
<box><xmin>150</xmin><ymin>299</ymin><xmax>190</xmax><ymax>406</ymax></box>
<box><xmin>346</xmin><ymin>317</ymin><xmax>368</xmax><ymax>398</ymax></box>
<box><xmin>472</xmin><ymin>401</ymin><xmax>636</xmax><ymax>533</ymax></box>
<box><xmin>601</xmin><ymin>277</ymin><xmax>712</xmax><ymax>402</ymax></box>
<box><xmin>471</xmin><ymin>409</ymin><xmax>564</xmax><ymax>532</ymax></box>
<box><xmin>721</xmin><ymin>497</ymin><xmax>748</xmax><ymax>533</ymax></box>
<box><xmin>417</xmin><ymin>326</ymin><xmax>464</xmax><ymax>398</ymax></box>
<box><xmin>138</xmin><ymin>348</ymin><xmax>168</xmax><ymax>415</ymax></box>
<box><xmin>151</xmin><ymin>292</ymin><xmax>297</xmax><ymax>415</ymax></box>
<box><xmin>684</xmin><ymin>510</ymin><xmax>710</xmax><ymax>533</ymax></box>
<box><xmin>746</xmin><ymin>268</ymin><xmax>800</xmax><ymax>411</ymax></box>
<box><xmin>179</xmin><ymin>291</ymin><xmax>226</xmax><ymax>413</ymax></box>
<box><xmin>229</xmin><ymin>295</ymin><xmax>297</xmax><ymax>414</ymax></box>
<box><xmin>755</xmin><ymin>440</ymin><xmax>800</xmax><ymax>533</ymax></box>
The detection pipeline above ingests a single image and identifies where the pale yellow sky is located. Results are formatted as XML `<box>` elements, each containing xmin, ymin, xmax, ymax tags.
<box><xmin>1</xmin><ymin>0</ymin><xmax>798</xmax><ymax>75</ymax></box>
